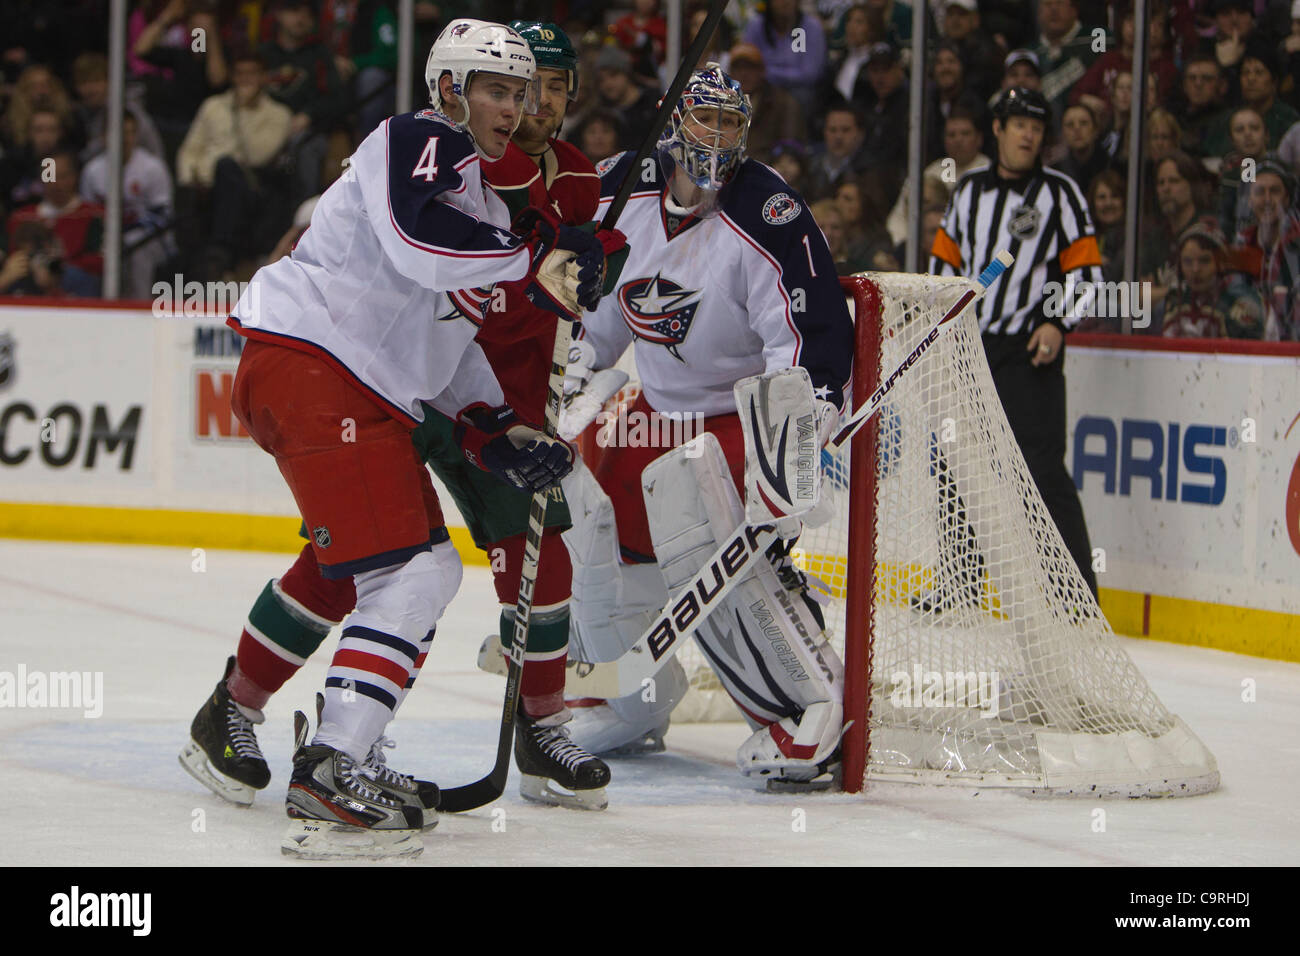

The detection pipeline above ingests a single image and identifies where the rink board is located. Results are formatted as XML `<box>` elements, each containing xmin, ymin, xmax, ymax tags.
<box><xmin>0</xmin><ymin>303</ymin><xmax>1297</xmax><ymax>659</ymax></box>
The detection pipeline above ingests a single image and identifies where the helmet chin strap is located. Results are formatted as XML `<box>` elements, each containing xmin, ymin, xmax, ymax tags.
<box><xmin>441</xmin><ymin>78</ymin><xmax>520</xmax><ymax>161</ymax></box>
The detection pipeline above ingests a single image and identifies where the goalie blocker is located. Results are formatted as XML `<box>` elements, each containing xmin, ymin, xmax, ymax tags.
<box><xmin>643</xmin><ymin>432</ymin><xmax>844</xmax><ymax>782</ymax></box>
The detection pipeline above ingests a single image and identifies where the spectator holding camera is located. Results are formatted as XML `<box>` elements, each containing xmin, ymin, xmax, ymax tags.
<box><xmin>6</xmin><ymin>150</ymin><xmax>104</xmax><ymax>296</ymax></box>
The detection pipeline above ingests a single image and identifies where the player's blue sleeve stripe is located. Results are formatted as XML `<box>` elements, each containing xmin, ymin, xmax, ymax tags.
<box><xmin>386</xmin><ymin>118</ymin><xmax>526</xmax><ymax>257</ymax></box>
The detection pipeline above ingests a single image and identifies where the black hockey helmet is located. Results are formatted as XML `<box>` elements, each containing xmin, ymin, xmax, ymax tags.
<box><xmin>992</xmin><ymin>86</ymin><xmax>1051</xmax><ymax>126</ymax></box>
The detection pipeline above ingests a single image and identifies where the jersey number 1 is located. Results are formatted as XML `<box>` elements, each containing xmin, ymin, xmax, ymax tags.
<box><xmin>412</xmin><ymin>137</ymin><xmax>439</xmax><ymax>182</ymax></box>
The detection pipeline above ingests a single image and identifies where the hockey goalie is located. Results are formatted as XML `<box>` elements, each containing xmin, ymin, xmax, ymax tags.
<box><xmin>557</xmin><ymin>65</ymin><xmax>855</xmax><ymax>786</ymax></box>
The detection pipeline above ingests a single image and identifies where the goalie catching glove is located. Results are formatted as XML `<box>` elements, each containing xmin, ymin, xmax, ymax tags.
<box><xmin>455</xmin><ymin>404</ymin><xmax>574</xmax><ymax>493</ymax></box>
<box><xmin>514</xmin><ymin>207</ymin><xmax>626</xmax><ymax>318</ymax></box>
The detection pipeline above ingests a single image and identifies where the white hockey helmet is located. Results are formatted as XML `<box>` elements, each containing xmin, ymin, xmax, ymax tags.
<box><xmin>425</xmin><ymin>19</ymin><xmax>538</xmax><ymax>136</ymax></box>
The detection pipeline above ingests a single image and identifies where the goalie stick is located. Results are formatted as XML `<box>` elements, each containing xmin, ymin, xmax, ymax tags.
<box><xmin>828</xmin><ymin>251</ymin><xmax>1014</xmax><ymax>450</ymax></box>
<box><xmin>437</xmin><ymin>0</ymin><xmax>731</xmax><ymax>813</ymax></box>
<box><xmin>474</xmin><ymin>254</ymin><xmax>1017</xmax><ymax>702</ymax></box>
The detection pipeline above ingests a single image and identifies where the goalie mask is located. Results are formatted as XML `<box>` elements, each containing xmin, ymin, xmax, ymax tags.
<box><xmin>425</xmin><ymin>19</ymin><xmax>538</xmax><ymax>156</ymax></box>
<box><xmin>657</xmin><ymin>64</ymin><xmax>752</xmax><ymax>210</ymax></box>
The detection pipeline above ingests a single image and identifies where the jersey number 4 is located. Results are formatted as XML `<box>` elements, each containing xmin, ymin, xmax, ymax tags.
<box><xmin>412</xmin><ymin>137</ymin><xmax>439</xmax><ymax>182</ymax></box>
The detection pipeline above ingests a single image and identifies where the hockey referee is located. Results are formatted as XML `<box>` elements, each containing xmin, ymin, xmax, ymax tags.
<box><xmin>928</xmin><ymin>86</ymin><xmax>1099</xmax><ymax>597</ymax></box>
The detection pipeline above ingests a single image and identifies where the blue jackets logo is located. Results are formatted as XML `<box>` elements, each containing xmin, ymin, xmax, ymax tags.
<box><xmin>618</xmin><ymin>272</ymin><xmax>701</xmax><ymax>361</ymax></box>
<box><xmin>1073</xmin><ymin>416</ymin><xmax>1227</xmax><ymax>505</ymax></box>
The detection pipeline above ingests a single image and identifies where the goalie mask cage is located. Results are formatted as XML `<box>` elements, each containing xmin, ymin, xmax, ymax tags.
<box><xmin>664</xmin><ymin>273</ymin><xmax>1219</xmax><ymax>797</ymax></box>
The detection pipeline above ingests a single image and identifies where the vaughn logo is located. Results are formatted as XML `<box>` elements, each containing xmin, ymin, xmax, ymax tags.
<box><xmin>0</xmin><ymin>665</ymin><xmax>103</xmax><ymax>718</ymax></box>
<box><xmin>50</xmin><ymin>886</ymin><xmax>151</xmax><ymax>936</ymax></box>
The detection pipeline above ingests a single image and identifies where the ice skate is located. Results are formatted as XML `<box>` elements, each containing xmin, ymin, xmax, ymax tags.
<box><xmin>179</xmin><ymin>656</ymin><xmax>270</xmax><ymax>806</ymax></box>
<box><xmin>363</xmin><ymin>734</ymin><xmax>440</xmax><ymax>830</ymax></box>
<box><xmin>515</xmin><ymin>709</ymin><xmax>611</xmax><ymax>810</ymax></box>
<box><xmin>281</xmin><ymin>710</ymin><xmax>424</xmax><ymax>860</ymax></box>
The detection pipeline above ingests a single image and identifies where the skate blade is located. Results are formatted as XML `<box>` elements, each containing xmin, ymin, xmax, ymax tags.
<box><xmin>520</xmin><ymin>774</ymin><xmax>608</xmax><ymax>811</ymax></box>
<box><xmin>178</xmin><ymin>739</ymin><xmax>257</xmax><ymax>806</ymax></box>
<box><xmin>604</xmin><ymin>731</ymin><xmax>667</xmax><ymax>756</ymax></box>
<box><xmin>280</xmin><ymin>819</ymin><xmax>423</xmax><ymax>860</ymax></box>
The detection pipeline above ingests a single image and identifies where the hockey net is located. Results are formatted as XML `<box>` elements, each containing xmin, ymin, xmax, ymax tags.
<box><xmin>600</xmin><ymin>273</ymin><xmax>1219</xmax><ymax>797</ymax></box>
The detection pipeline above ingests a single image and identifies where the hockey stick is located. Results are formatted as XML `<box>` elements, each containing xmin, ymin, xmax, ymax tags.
<box><xmin>477</xmin><ymin>521</ymin><xmax>781</xmax><ymax>700</ymax></box>
<box><xmin>437</xmin><ymin>318</ymin><xmax>573</xmax><ymax>814</ymax></box>
<box><xmin>437</xmin><ymin>0</ymin><xmax>730</xmax><ymax>813</ymax></box>
<box><xmin>474</xmin><ymin>253</ymin><xmax>1017</xmax><ymax>701</ymax></box>
<box><xmin>828</xmin><ymin>251</ymin><xmax>1014</xmax><ymax>450</ymax></box>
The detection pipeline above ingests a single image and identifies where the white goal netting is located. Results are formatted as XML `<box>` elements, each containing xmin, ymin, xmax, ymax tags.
<box><xmin>607</xmin><ymin>273</ymin><xmax>1218</xmax><ymax>797</ymax></box>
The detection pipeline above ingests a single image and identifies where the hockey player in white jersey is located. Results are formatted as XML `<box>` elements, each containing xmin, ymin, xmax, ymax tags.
<box><xmin>560</xmin><ymin>65</ymin><xmax>854</xmax><ymax>785</ymax></box>
<box><xmin>223</xmin><ymin>19</ymin><xmax>605</xmax><ymax>858</ymax></box>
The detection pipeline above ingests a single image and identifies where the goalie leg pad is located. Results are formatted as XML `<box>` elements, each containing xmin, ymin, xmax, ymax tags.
<box><xmin>736</xmin><ymin>699</ymin><xmax>844</xmax><ymax>782</ymax></box>
<box><xmin>566</xmin><ymin>563</ymin><xmax>688</xmax><ymax>754</ymax></box>
<box><xmin>643</xmin><ymin>434</ymin><xmax>844</xmax><ymax>732</ymax></box>
<box><xmin>560</xmin><ymin>459</ymin><xmax>623</xmax><ymax>626</ymax></box>
<box><xmin>562</xmin><ymin>462</ymin><xmax>687</xmax><ymax>753</ymax></box>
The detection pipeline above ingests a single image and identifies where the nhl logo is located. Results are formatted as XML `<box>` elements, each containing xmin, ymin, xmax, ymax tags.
<box><xmin>313</xmin><ymin>526</ymin><xmax>332</xmax><ymax>549</ymax></box>
<box><xmin>0</xmin><ymin>332</ymin><xmax>12</xmax><ymax>389</ymax></box>
<box><xmin>1008</xmin><ymin>205</ymin><xmax>1040</xmax><ymax>241</ymax></box>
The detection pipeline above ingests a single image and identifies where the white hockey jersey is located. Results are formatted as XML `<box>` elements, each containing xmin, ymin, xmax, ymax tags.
<box><xmin>580</xmin><ymin>152</ymin><xmax>853</xmax><ymax>417</ymax></box>
<box><xmin>229</xmin><ymin>109</ymin><xmax>533</xmax><ymax>424</ymax></box>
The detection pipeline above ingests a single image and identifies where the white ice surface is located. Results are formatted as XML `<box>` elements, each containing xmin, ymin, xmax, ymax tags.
<box><xmin>0</xmin><ymin>539</ymin><xmax>1296</xmax><ymax>866</ymax></box>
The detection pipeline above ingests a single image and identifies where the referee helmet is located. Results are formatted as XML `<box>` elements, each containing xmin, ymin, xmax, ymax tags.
<box><xmin>992</xmin><ymin>86</ymin><xmax>1051</xmax><ymax>126</ymax></box>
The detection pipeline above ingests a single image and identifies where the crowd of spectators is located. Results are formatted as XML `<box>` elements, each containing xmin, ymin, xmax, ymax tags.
<box><xmin>1</xmin><ymin>0</ymin><xmax>1298</xmax><ymax>340</ymax></box>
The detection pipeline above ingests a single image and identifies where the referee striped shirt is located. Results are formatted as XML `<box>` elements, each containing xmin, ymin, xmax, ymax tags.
<box><xmin>928</xmin><ymin>163</ymin><xmax>1104</xmax><ymax>334</ymax></box>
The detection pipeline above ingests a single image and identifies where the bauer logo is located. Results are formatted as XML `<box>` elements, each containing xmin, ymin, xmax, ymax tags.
<box><xmin>49</xmin><ymin>886</ymin><xmax>151</xmax><ymax>936</ymax></box>
<box><xmin>761</xmin><ymin>193</ymin><xmax>801</xmax><ymax>225</ymax></box>
<box><xmin>646</xmin><ymin>524</ymin><xmax>773</xmax><ymax>661</ymax></box>
<box><xmin>1072</xmin><ymin>417</ymin><xmax>1228</xmax><ymax>505</ymax></box>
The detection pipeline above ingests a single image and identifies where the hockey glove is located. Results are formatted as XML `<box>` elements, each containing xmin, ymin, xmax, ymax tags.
<box><xmin>514</xmin><ymin>207</ymin><xmax>606</xmax><ymax>318</ymax></box>
<box><xmin>456</xmin><ymin>404</ymin><xmax>575</xmax><ymax>493</ymax></box>
<box><xmin>571</xmin><ymin>221</ymin><xmax>630</xmax><ymax>294</ymax></box>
